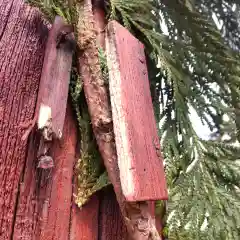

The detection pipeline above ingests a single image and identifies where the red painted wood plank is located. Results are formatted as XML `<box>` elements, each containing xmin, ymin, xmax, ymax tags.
<box><xmin>149</xmin><ymin>201</ymin><xmax>163</xmax><ymax>235</ymax></box>
<box><xmin>99</xmin><ymin>188</ymin><xmax>128</xmax><ymax>240</ymax></box>
<box><xmin>0</xmin><ymin>1</ymin><xmax>47</xmax><ymax>239</ymax></box>
<box><xmin>13</xmin><ymin>103</ymin><xmax>78</xmax><ymax>240</ymax></box>
<box><xmin>70</xmin><ymin>142</ymin><xmax>99</xmax><ymax>240</ymax></box>
<box><xmin>38</xmin><ymin>104</ymin><xmax>77</xmax><ymax>240</ymax></box>
<box><xmin>106</xmin><ymin>21</ymin><xmax>168</xmax><ymax>202</ymax></box>
<box><xmin>35</xmin><ymin>16</ymin><xmax>75</xmax><ymax>140</ymax></box>
<box><xmin>70</xmin><ymin>195</ymin><xmax>99</xmax><ymax>240</ymax></box>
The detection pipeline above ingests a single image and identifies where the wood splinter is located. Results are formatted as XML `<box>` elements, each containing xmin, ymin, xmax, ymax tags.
<box><xmin>20</xmin><ymin>16</ymin><xmax>75</xmax><ymax>169</ymax></box>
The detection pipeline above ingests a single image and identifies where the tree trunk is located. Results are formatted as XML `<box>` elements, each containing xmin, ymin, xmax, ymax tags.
<box><xmin>0</xmin><ymin>0</ymin><xmax>127</xmax><ymax>239</ymax></box>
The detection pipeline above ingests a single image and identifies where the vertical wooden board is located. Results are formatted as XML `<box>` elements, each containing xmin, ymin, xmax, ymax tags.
<box><xmin>98</xmin><ymin>188</ymin><xmax>128</xmax><ymax>240</ymax></box>
<box><xmin>13</xmin><ymin>103</ymin><xmax>78</xmax><ymax>240</ymax></box>
<box><xmin>36</xmin><ymin>16</ymin><xmax>74</xmax><ymax>138</ymax></box>
<box><xmin>70</xmin><ymin>195</ymin><xmax>99</xmax><ymax>240</ymax></box>
<box><xmin>0</xmin><ymin>1</ymin><xmax>47</xmax><ymax>239</ymax></box>
<box><xmin>39</xmin><ymin>104</ymin><xmax>77</xmax><ymax>240</ymax></box>
<box><xmin>106</xmin><ymin>21</ymin><xmax>168</xmax><ymax>202</ymax></box>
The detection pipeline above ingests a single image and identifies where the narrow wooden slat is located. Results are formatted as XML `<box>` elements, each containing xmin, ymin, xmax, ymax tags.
<box><xmin>106</xmin><ymin>21</ymin><xmax>168</xmax><ymax>202</ymax></box>
<box><xmin>13</xmin><ymin>103</ymin><xmax>78</xmax><ymax>240</ymax></box>
<box><xmin>99</xmin><ymin>188</ymin><xmax>128</xmax><ymax>240</ymax></box>
<box><xmin>35</xmin><ymin>16</ymin><xmax>75</xmax><ymax>139</ymax></box>
<box><xmin>38</xmin><ymin>104</ymin><xmax>77</xmax><ymax>240</ymax></box>
<box><xmin>11</xmin><ymin>14</ymin><xmax>77</xmax><ymax>239</ymax></box>
<box><xmin>0</xmin><ymin>1</ymin><xmax>47</xmax><ymax>239</ymax></box>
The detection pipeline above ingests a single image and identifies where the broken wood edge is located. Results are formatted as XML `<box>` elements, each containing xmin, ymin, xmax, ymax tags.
<box><xmin>36</xmin><ymin>16</ymin><xmax>75</xmax><ymax>170</ymax></box>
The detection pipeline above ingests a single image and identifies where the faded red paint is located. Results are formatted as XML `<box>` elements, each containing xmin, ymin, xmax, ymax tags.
<box><xmin>106</xmin><ymin>21</ymin><xmax>168</xmax><ymax>202</ymax></box>
<box><xmin>0</xmin><ymin>1</ymin><xmax>47</xmax><ymax>239</ymax></box>
<box><xmin>35</xmin><ymin>16</ymin><xmax>75</xmax><ymax>139</ymax></box>
<box><xmin>38</xmin><ymin>104</ymin><xmax>78</xmax><ymax>240</ymax></box>
<box><xmin>13</xmin><ymin>103</ymin><xmax>78</xmax><ymax>240</ymax></box>
<box><xmin>70</xmin><ymin>195</ymin><xmax>99</xmax><ymax>240</ymax></box>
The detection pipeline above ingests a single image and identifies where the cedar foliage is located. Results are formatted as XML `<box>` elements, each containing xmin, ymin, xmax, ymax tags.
<box><xmin>26</xmin><ymin>0</ymin><xmax>240</xmax><ymax>239</ymax></box>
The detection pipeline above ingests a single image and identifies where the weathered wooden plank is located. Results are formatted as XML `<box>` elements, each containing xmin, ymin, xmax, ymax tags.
<box><xmin>21</xmin><ymin>16</ymin><xmax>75</xmax><ymax>171</ymax></box>
<box><xmin>0</xmin><ymin>1</ymin><xmax>47</xmax><ymax>239</ymax></box>
<box><xmin>13</xmin><ymin>103</ymin><xmax>78</xmax><ymax>240</ymax></box>
<box><xmin>99</xmin><ymin>188</ymin><xmax>128</xmax><ymax>240</ymax></box>
<box><xmin>38</xmin><ymin>104</ymin><xmax>77</xmax><ymax>240</ymax></box>
<box><xmin>11</xmin><ymin>14</ymin><xmax>77</xmax><ymax>239</ymax></box>
<box><xmin>70</xmin><ymin>195</ymin><xmax>99</xmax><ymax>240</ymax></box>
<box><xmin>106</xmin><ymin>21</ymin><xmax>168</xmax><ymax>202</ymax></box>
<box><xmin>35</xmin><ymin>16</ymin><xmax>75</xmax><ymax>140</ymax></box>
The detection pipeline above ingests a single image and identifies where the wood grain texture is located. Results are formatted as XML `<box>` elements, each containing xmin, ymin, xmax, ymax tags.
<box><xmin>38</xmin><ymin>104</ymin><xmax>77</xmax><ymax>240</ymax></box>
<box><xmin>11</xmin><ymin>14</ymin><xmax>77</xmax><ymax>239</ymax></box>
<box><xmin>35</xmin><ymin>16</ymin><xmax>75</xmax><ymax>139</ymax></box>
<box><xmin>0</xmin><ymin>1</ymin><xmax>78</xmax><ymax>239</ymax></box>
<box><xmin>70</xmin><ymin>194</ymin><xmax>99</xmax><ymax>240</ymax></box>
<box><xmin>13</xmin><ymin>103</ymin><xmax>78</xmax><ymax>240</ymax></box>
<box><xmin>106</xmin><ymin>21</ymin><xmax>168</xmax><ymax>202</ymax></box>
<box><xmin>99</xmin><ymin>188</ymin><xmax>128</xmax><ymax>240</ymax></box>
<box><xmin>0</xmin><ymin>1</ymin><xmax>48</xmax><ymax>239</ymax></box>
